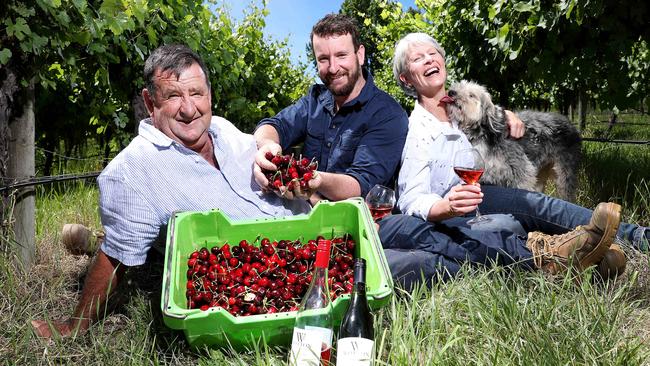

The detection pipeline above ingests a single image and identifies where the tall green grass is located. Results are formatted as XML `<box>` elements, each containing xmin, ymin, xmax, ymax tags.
<box><xmin>379</xmin><ymin>270</ymin><xmax>646</xmax><ymax>365</ymax></box>
<box><xmin>576</xmin><ymin>119</ymin><xmax>649</xmax><ymax>223</ymax></box>
<box><xmin>577</xmin><ymin>142</ymin><xmax>650</xmax><ymax>224</ymax></box>
<box><xmin>3</xmin><ymin>244</ymin><xmax>649</xmax><ymax>365</ymax></box>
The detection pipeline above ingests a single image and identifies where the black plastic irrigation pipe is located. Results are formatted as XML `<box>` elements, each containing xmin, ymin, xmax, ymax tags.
<box><xmin>0</xmin><ymin>172</ymin><xmax>101</xmax><ymax>193</ymax></box>
<box><xmin>581</xmin><ymin>138</ymin><xmax>650</xmax><ymax>145</ymax></box>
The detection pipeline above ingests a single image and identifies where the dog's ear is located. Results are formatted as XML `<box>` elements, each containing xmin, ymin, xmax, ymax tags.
<box><xmin>481</xmin><ymin>92</ymin><xmax>506</xmax><ymax>134</ymax></box>
<box><xmin>480</xmin><ymin>89</ymin><xmax>495</xmax><ymax>113</ymax></box>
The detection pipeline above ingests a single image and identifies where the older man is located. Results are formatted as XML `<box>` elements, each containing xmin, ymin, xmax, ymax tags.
<box><xmin>32</xmin><ymin>44</ymin><xmax>310</xmax><ymax>339</ymax></box>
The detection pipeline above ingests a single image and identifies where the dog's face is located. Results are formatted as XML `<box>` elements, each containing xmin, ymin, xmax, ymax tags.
<box><xmin>445</xmin><ymin>80</ymin><xmax>497</xmax><ymax>132</ymax></box>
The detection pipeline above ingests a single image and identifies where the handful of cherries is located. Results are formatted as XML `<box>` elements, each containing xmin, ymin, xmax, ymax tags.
<box><xmin>185</xmin><ymin>234</ymin><xmax>356</xmax><ymax>316</ymax></box>
<box><xmin>262</xmin><ymin>152</ymin><xmax>318</xmax><ymax>193</ymax></box>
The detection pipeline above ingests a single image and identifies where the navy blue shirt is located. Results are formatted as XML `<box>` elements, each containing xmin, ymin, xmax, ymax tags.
<box><xmin>257</xmin><ymin>71</ymin><xmax>409</xmax><ymax>198</ymax></box>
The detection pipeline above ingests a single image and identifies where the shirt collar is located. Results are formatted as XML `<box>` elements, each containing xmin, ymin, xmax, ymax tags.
<box><xmin>138</xmin><ymin>118</ymin><xmax>174</xmax><ymax>147</ymax></box>
<box><xmin>317</xmin><ymin>68</ymin><xmax>375</xmax><ymax>114</ymax></box>
<box><xmin>411</xmin><ymin>102</ymin><xmax>463</xmax><ymax>139</ymax></box>
<box><xmin>137</xmin><ymin>117</ymin><xmax>221</xmax><ymax>149</ymax></box>
<box><xmin>348</xmin><ymin>68</ymin><xmax>375</xmax><ymax>106</ymax></box>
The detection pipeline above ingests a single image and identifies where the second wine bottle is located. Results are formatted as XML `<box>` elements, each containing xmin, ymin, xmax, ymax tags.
<box><xmin>336</xmin><ymin>258</ymin><xmax>374</xmax><ymax>365</ymax></box>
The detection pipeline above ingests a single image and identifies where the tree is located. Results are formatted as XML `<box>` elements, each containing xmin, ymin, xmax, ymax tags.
<box><xmin>205</xmin><ymin>5</ymin><xmax>312</xmax><ymax>133</ymax></box>
<box><xmin>368</xmin><ymin>0</ymin><xmax>649</xmax><ymax>122</ymax></box>
<box><xmin>365</xmin><ymin>1</ymin><xmax>429</xmax><ymax>109</ymax></box>
<box><xmin>340</xmin><ymin>0</ymin><xmax>410</xmax><ymax>74</ymax></box>
<box><xmin>428</xmin><ymin>0</ymin><xmax>649</xmax><ymax>126</ymax></box>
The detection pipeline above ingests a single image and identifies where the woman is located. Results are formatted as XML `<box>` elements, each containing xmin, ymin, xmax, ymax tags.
<box><xmin>393</xmin><ymin>32</ymin><xmax>524</xmax><ymax>232</ymax></box>
<box><xmin>392</xmin><ymin>32</ymin><xmax>648</xmax><ymax>253</ymax></box>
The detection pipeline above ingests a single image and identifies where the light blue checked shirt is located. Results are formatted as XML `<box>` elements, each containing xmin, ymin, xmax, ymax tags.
<box><xmin>98</xmin><ymin>117</ymin><xmax>310</xmax><ymax>266</ymax></box>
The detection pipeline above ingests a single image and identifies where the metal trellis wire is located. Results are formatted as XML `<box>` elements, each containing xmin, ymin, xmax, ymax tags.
<box><xmin>0</xmin><ymin>172</ymin><xmax>102</xmax><ymax>193</ymax></box>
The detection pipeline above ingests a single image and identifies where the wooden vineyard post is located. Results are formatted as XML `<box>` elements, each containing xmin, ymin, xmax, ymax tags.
<box><xmin>7</xmin><ymin>80</ymin><xmax>36</xmax><ymax>267</ymax></box>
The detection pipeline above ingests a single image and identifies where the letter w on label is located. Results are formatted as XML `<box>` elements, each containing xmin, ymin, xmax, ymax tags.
<box><xmin>336</xmin><ymin>337</ymin><xmax>374</xmax><ymax>366</ymax></box>
<box><xmin>290</xmin><ymin>328</ymin><xmax>322</xmax><ymax>366</ymax></box>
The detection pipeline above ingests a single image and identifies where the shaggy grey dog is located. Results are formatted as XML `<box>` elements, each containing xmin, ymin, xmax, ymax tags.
<box><xmin>445</xmin><ymin>80</ymin><xmax>582</xmax><ymax>201</ymax></box>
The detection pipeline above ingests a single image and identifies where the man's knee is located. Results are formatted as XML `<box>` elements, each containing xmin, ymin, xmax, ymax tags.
<box><xmin>471</xmin><ymin>214</ymin><xmax>526</xmax><ymax>236</ymax></box>
<box><xmin>385</xmin><ymin>249</ymin><xmax>459</xmax><ymax>290</ymax></box>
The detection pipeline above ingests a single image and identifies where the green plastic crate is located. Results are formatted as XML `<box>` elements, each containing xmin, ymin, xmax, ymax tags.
<box><xmin>161</xmin><ymin>198</ymin><xmax>393</xmax><ymax>349</ymax></box>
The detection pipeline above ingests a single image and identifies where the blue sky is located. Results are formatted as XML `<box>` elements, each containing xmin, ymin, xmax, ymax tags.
<box><xmin>216</xmin><ymin>0</ymin><xmax>417</xmax><ymax>65</ymax></box>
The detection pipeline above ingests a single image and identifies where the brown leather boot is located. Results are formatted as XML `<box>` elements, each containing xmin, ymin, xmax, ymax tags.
<box><xmin>526</xmin><ymin>202</ymin><xmax>621</xmax><ymax>274</ymax></box>
<box><xmin>597</xmin><ymin>244</ymin><xmax>626</xmax><ymax>280</ymax></box>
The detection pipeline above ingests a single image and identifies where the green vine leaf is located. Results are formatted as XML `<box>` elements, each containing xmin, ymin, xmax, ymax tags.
<box><xmin>6</xmin><ymin>17</ymin><xmax>31</xmax><ymax>40</ymax></box>
<box><xmin>513</xmin><ymin>1</ymin><xmax>536</xmax><ymax>13</ymax></box>
<box><xmin>0</xmin><ymin>48</ymin><xmax>12</xmax><ymax>65</ymax></box>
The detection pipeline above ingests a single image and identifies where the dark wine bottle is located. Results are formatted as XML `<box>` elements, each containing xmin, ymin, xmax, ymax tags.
<box><xmin>336</xmin><ymin>258</ymin><xmax>374</xmax><ymax>366</ymax></box>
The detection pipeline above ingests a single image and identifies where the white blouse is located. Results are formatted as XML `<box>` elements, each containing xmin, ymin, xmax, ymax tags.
<box><xmin>397</xmin><ymin>102</ymin><xmax>472</xmax><ymax>220</ymax></box>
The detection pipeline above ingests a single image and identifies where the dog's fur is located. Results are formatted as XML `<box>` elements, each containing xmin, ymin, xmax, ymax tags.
<box><xmin>445</xmin><ymin>80</ymin><xmax>582</xmax><ymax>201</ymax></box>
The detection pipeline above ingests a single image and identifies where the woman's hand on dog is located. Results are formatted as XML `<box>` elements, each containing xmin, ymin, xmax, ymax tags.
<box><xmin>504</xmin><ymin>110</ymin><xmax>525</xmax><ymax>139</ymax></box>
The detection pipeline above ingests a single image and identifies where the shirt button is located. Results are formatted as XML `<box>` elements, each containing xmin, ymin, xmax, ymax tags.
<box><xmin>326</xmin><ymin>142</ymin><xmax>331</xmax><ymax>147</ymax></box>
<box><xmin>331</xmin><ymin>125</ymin><xmax>336</xmax><ymax>129</ymax></box>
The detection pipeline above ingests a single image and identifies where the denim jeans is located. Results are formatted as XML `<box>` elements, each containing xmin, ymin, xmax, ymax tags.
<box><xmin>378</xmin><ymin>214</ymin><xmax>535</xmax><ymax>289</ymax></box>
<box><xmin>479</xmin><ymin>185</ymin><xmax>648</xmax><ymax>250</ymax></box>
<box><xmin>383</xmin><ymin>248</ymin><xmax>457</xmax><ymax>290</ymax></box>
<box><xmin>468</xmin><ymin>213</ymin><xmax>526</xmax><ymax>236</ymax></box>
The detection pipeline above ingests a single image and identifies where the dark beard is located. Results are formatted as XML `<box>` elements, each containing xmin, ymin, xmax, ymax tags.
<box><xmin>325</xmin><ymin>64</ymin><xmax>361</xmax><ymax>97</ymax></box>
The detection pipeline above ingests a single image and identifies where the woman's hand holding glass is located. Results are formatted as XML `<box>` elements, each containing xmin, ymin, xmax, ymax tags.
<box><xmin>445</xmin><ymin>183</ymin><xmax>483</xmax><ymax>217</ymax></box>
<box><xmin>452</xmin><ymin>148</ymin><xmax>491</xmax><ymax>224</ymax></box>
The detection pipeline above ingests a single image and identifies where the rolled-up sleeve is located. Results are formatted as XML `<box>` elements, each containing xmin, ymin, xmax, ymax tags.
<box><xmin>344</xmin><ymin>112</ymin><xmax>408</xmax><ymax>197</ymax></box>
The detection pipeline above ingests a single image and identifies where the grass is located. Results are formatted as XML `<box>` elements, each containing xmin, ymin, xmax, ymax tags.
<box><xmin>381</xmin><ymin>270</ymin><xmax>648</xmax><ymax>365</ymax></box>
<box><xmin>577</xmin><ymin>119</ymin><xmax>650</xmax><ymax>224</ymax></box>
<box><xmin>2</xmin><ymin>120</ymin><xmax>650</xmax><ymax>365</ymax></box>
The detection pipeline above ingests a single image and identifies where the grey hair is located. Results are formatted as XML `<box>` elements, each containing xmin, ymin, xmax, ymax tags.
<box><xmin>144</xmin><ymin>44</ymin><xmax>211</xmax><ymax>98</ymax></box>
<box><xmin>392</xmin><ymin>33</ymin><xmax>446</xmax><ymax>98</ymax></box>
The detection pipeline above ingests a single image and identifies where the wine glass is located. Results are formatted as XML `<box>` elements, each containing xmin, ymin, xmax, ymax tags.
<box><xmin>452</xmin><ymin>148</ymin><xmax>491</xmax><ymax>224</ymax></box>
<box><xmin>365</xmin><ymin>184</ymin><xmax>396</xmax><ymax>222</ymax></box>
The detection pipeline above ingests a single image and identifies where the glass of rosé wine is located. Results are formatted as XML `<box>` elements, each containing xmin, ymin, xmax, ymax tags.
<box><xmin>365</xmin><ymin>184</ymin><xmax>396</xmax><ymax>222</ymax></box>
<box><xmin>453</xmin><ymin>148</ymin><xmax>491</xmax><ymax>224</ymax></box>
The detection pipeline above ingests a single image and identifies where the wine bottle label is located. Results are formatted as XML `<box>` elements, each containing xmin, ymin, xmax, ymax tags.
<box><xmin>336</xmin><ymin>337</ymin><xmax>374</xmax><ymax>366</ymax></box>
<box><xmin>290</xmin><ymin>327</ymin><xmax>333</xmax><ymax>365</ymax></box>
<box><xmin>305</xmin><ymin>325</ymin><xmax>333</xmax><ymax>348</ymax></box>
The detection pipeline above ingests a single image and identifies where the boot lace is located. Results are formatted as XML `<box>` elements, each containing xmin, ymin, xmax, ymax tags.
<box><xmin>527</xmin><ymin>227</ymin><xmax>586</xmax><ymax>269</ymax></box>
